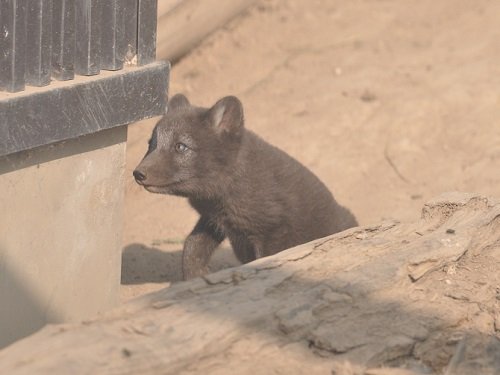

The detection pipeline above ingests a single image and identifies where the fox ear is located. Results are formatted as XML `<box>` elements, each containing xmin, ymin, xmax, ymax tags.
<box><xmin>167</xmin><ymin>94</ymin><xmax>190</xmax><ymax>113</ymax></box>
<box><xmin>208</xmin><ymin>96</ymin><xmax>244</xmax><ymax>135</ymax></box>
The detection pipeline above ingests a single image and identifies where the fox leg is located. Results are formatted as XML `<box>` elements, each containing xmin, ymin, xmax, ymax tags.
<box><xmin>182</xmin><ymin>217</ymin><xmax>225</xmax><ymax>280</ymax></box>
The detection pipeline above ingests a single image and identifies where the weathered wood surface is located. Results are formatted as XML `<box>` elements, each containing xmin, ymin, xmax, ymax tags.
<box><xmin>0</xmin><ymin>192</ymin><xmax>499</xmax><ymax>375</ymax></box>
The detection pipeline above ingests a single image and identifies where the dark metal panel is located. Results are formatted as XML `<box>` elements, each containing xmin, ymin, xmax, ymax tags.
<box><xmin>51</xmin><ymin>0</ymin><xmax>75</xmax><ymax>81</ymax></box>
<box><xmin>0</xmin><ymin>0</ymin><xmax>27</xmax><ymax>92</ymax></box>
<box><xmin>101</xmin><ymin>0</ymin><xmax>126</xmax><ymax>70</ymax></box>
<box><xmin>26</xmin><ymin>0</ymin><xmax>53</xmax><ymax>87</ymax></box>
<box><xmin>75</xmin><ymin>0</ymin><xmax>102</xmax><ymax>75</ymax></box>
<box><xmin>0</xmin><ymin>61</ymin><xmax>170</xmax><ymax>157</ymax></box>
<box><xmin>137</xmin><ymin>0</ymin><xmax>157</xmax><ymax>65</ymax></box>
<box><xmin>123</xmin><ymin>0</ymin><xmax>138</xmax><ymax>64</ymax></box>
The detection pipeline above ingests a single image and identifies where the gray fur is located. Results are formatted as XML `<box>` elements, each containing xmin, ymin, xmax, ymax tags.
<box><xmin>134</xmin><ymin>94</ymin><xmax>358</xmax><ymax>280</ymax></box>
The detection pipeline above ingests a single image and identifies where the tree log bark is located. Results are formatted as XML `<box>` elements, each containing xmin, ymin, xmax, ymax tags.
<box><xmin>1</xmin><ymin>192</ymin><xmax>499</xmax><ymax>375</ymax></box>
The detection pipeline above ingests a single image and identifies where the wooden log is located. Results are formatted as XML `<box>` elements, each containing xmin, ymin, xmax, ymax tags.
<box><xmin>156</xmin><ymin>0</ymin><xmax>257</xmax><ymax>62</ymax></box>
<box><xmin>0</xmin><ymin>192</ymin><xmax>499</xmax><ymax>375</ymax></box>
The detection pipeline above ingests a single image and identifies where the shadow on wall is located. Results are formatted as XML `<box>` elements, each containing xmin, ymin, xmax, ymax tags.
<box><xmin>121</xmin><ymin>243</ymin><xmax>241</xmax><ymax>284</ymax></box>
<box><xmin>0</xmin><ymin>248</ymin><xmax>61</xmax><ymax>349</ymax></box>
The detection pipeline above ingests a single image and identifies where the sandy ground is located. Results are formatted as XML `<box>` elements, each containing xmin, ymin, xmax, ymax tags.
<box><xmin>120</xmin><ymin>0</ymin><xmax>500</xmax><ymax>301</ymax></box>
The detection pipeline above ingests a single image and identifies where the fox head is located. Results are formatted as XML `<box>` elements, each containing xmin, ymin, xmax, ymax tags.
<box><xmin>133</xmin><ymin>94</ymin><xmax>245</xmax><ymax>198</ymax></box>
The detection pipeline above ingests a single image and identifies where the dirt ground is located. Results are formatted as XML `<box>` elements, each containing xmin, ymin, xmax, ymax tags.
<box><xmin>120</xmin><ymin>0</ymin><xmax>500</xmax><ymax>301</ymax></box>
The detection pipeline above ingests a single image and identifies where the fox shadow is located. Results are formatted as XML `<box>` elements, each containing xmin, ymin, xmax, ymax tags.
<box><xmin>121</xmin><ymin>242</ymin><xmax>240</xmax><ymax>284</ymax></box>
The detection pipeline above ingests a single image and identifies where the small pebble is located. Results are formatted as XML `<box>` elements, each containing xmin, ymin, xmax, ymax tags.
<box><xmin>360</xmin><ymin>89</ymin><xmax>377</xmax><ymax>102</ymax></box>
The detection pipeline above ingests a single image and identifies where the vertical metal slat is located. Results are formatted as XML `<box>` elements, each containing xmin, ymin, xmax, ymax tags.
<box><xmin>75</xmin><ymin>0</ymin><xmax>101</xmax><ymax>76</ymax></box>
<box><xmin>0</xmin><ymin>0</ymin><xmax>27</xmax><ymax>92</ymax></box>
<box><xmin>26</xmin><ymin>0</ymin><xmax>53</xmax><ymax>87</ymax></box>
<box><xmin>52</xmin><ymin>0</ymin><xmax>75</xmax><ymax>81</ymax></box>
<box><xmin>101</xmin><ymin>0</ymin><xmax>125</xmax><ymax>70</ymax></box>
<box><xmin>137</xmin><ymin>0</ymin><xmax>157</xmax><ymax>66</ymax></box>
<box><xmin>123</xmin><ymin>0</ymin><xmax>138</xmax><ymax>64</ymax></box>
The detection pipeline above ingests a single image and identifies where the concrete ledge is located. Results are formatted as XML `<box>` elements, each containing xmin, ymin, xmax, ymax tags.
<box><xmin>0</xmin><ymin>61</ymin><xmax>169</xmax><ymax>157</ymax></box>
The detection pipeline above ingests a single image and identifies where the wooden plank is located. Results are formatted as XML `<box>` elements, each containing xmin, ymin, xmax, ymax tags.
<box><xmin>75</xmin><ymin>0</ymin><xmax>102</xmax><ymax>75</ymax></box>
<box><xmin>0</xmin><ymin>62</ymin><xmax>169</xmax><ymax>157</ymax></box>
<box><xmin>51</xmin><ymin>0</ymin><xmax>75</xmax><ymax>81</ymax></box>
<box><xmin>26</xmin><ymin>0</ymin><xmax>53</xmax><ymax>86</ymax></box>
<box><xmin>101</xmin><ymin>0</ymin><xmax>126</xmax><ymax>70</ymax></box>
<box><xmin>0</xmin><ymin>0</ymin><xmax>27</xmax><ymax>92</ymax></box>
<box><xmin>137</xmin><ymin>0</ymin><xmax>157</xmax><ymax>65</ymax></box>
<box><xmin>123</xmin><ymin>0</ymin><xmax>138</xmax><ymax>64</ymax></box>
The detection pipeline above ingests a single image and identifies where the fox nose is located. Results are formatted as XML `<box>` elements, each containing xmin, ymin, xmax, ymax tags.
<box><xmin>133</xmin><ymin>169</ymin><xmax>147</xmax><ymax>182</ymax></box>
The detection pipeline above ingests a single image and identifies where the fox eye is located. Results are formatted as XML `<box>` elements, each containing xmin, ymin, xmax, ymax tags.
<box><xmin>175</xmin><ymin>142</ymin><xmax>189</xmax><ymax>153</ymax></box>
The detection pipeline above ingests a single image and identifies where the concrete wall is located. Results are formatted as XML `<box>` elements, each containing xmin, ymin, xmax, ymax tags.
<box><xmin>0</xmin><ymin>126</ymin><xmax>127</xmax><ymax>348</ymax></box>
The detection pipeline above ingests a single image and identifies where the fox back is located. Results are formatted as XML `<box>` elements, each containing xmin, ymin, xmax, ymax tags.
<box><xmin>134</xmin><ymin>94</ymin><xmax>357</xmax><ymax>279</ymax></box>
